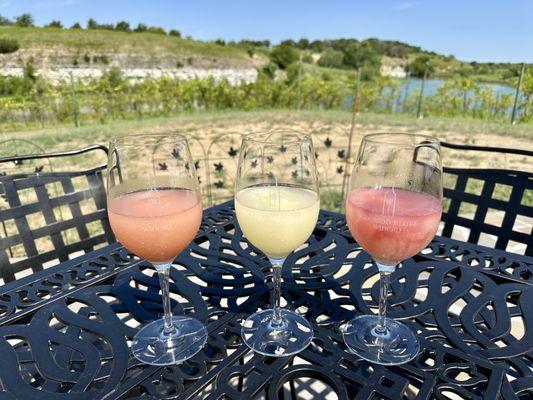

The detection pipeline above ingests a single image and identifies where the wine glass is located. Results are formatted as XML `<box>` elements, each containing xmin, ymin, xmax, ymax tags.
<box><xmin>235</xmin><ymin>131</ymin><xmax>320</xmax><ymax>356</ymax></box>
<box><xmin>343</xmin><ymin>133</ymin><xmax>442</xmax><ymax>365</ymax></box>
<box><xmin>107</xmin><ymin>133</ymin><xmax>207</xmax><ymax>366</ymax></box>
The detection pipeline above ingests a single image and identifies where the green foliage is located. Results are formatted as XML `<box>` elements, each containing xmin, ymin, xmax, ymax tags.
<box><xmin>169</xmin><ymin>29</ymin><xmax>181</xmax><ymax>38</ymax></box>
<box><xmin>0</xmin><ymin>38</ymin><xmax>19</xmax><ymax>54</ymax></box>
<box><xmin>0</xmin><ymin>15</ymin><xmax>13</xmax><ymax>26</ymax></box>
<box><xmin>297</xmin><ymin>38</ymin><xmax>310</xmax><ymax>49</ymax></box>
<box><xmin>15</xmin><ymin>13</ymin><xmax>34</xmax><ymax>28</ymax></box>
<box><xmin>23</xmin><ymin>60</ymin><xmax>36</xmax><ymax>82</ymax></box>
<box><xmin>301</xmin><ymin>53</ymin><xmax>313</xmax><ymax>64</ymax></box>
<box><xmin>270</xmin><ymin>45</ymin><xmax>299</xmax><ymax>69</ymax></box>
<box><xmin>285</xmin><ymin>62</ymin><xmax>301</xmax><ymax>83</ymax></box>
<box><xmin>261</xmin><ymin>62</ymin><xmax>278</xmax><ymax>79</ymax></box>
<box><xmin>70</xmin><ymin>22</ymin><xmax>82</xmax><ymax>29</ymax></box>
<box><xmin>83</xmin><ymin>53</ymin><xmax>91</xmax><ymax>63</ymax></box>
<box><xmin>408</xmin><ymin>55</ymin><xmax>435</xmax><ymax>77</ymax></box>
<box><xmin>45</xmin><ymin>20</ymin><xmax>63</xmax><ymax>28</ymax></box>
<box><xmin>134</xmin><ymin>23</ymin><xmax>148</xmax><ymax>33</ymax></box>
<box><xmin>317</xmin><ymin>49</ymin><xmax>344</xmax><ymax>68</ymax></box>
<box><xmin>343</xmin><ymin>42</ymin><xmax>380</xmax><ymax>71</ymax></box>
<box><xmin>115</xmin><ymin>21</ymin><xmax>131</xmax><ymax>32</ymax></box>
<box><xmin>147</xmin><ymin>26</ymin><xmax>166</xmax><ymax>35</ymax></box>
<box><xmin>87</xmin><ymin>18</ymin><xmax>98</xmax><ymax>29</ymax></box>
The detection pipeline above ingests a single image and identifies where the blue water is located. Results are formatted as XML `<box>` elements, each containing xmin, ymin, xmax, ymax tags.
<box><xmin>346</xmin><ymin>78</ymin><xmax>522</xmax><ymax>116</ymax></box>
<box><xmin>400</xmin><ymin>78</ymin><xmax>516</xmax><ymax>98</ymax></box>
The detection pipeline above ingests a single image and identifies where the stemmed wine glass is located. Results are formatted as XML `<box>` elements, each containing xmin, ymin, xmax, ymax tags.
<box><xmin>235</xmin><ymin>131</ymin><xmax>320</xmax><ymax>357</ymax></box>
<box><xmin>107</xmin><ymin>133</ymin><xmax>207</xmax><ymax>366</ymax></box>
<box><xmin>343</xmin><ymin>133</ymin><xmax>442</xmax><ymax>365</ymax></box>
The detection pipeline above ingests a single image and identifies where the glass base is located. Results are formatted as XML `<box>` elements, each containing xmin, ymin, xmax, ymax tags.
<box><xmin>241</xmin><ymin>309</ymin><xmax>313</xmax><ymax>357</ymax></box>
<box><xmin>342</xmin><ymin>315</ymin><xmax>419</xmax><ymax>365</ymax></box>
<box><xmin>131</xmin><ymin>316</ymin><xmax>207</xmax><ymax>366</ymax></box>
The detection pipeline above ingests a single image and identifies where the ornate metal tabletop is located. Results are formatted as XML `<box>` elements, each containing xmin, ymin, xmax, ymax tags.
<box><xmin>0</xmin><ymin>201</ymin><xmax>531</xmax><ymax>400</ymax></box>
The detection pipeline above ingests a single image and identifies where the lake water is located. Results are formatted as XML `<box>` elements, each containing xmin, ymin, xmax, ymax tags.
<box><xmin>344</xmin><ymin>78</ymin><xmax>521</xmax><ymax>115</ymax></box>
<box><xmin>398</xmin><ymin>78</ymin><xmax>516</xmax><ymax>99</ymax></box>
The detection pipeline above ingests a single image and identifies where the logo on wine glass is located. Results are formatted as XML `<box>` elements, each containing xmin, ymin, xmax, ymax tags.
<box><xmin>382</xmin><ymin>188</ymin><xmax>397</xmax><ymax>217</ymax></box>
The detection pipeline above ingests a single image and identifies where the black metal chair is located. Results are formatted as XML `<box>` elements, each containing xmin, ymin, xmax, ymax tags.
<box><xmin>0</xmin><ymin>145</ymin><xmax>115</xmax><ymax>283</ymax></box>
<box><xmin>440</xmin><ymin>142</ymin><xmax>532</xmax><ymax>256</ymax></box>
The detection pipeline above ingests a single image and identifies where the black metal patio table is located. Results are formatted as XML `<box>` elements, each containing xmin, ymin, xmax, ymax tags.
<box><xmin>0</xmin><ymin>201</ymin><xmax>531</xmax><ymax>400</ymax></box>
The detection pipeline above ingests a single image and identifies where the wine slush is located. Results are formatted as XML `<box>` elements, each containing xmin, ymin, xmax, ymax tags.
<box><xmin>108</xmin><ymin>188</ymin><xmax>202</xmax><ymax>263</ymax></box>
<box><xmin>235</xmin><ymin>185</ymin><xmax>320</xmax><ymax>259</ymax></box>
<box><xmin>346</xmin><ymin>187</ymin><xmax>441</xmax><ymax>265</ymax></box>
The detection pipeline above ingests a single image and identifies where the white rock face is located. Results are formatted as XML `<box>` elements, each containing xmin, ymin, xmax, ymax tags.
<box><xmin>0</xmin><ymin>66</ymin><xmax>258</xmax><ymax>85</ymax></box>
<box><xmin>380</xmin><ymin>65</ymin><xmax>407</xmax><ymax>78</ymax></box>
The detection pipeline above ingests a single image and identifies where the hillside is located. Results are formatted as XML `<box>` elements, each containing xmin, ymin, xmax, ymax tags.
<box><xmin>1</xmin><ymin>26</ymin><xmax>529</xmax><ymax>85</ymax></box>
<box><xmin>0</xmin><ymin>27</ymin><xmax>264</xmax><ymax>83</ymax></box>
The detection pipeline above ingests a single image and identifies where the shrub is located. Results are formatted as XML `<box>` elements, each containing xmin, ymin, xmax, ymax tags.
<box><xmin>408</xmin><ymin>55</ymin><xmax>435</xmax><ymax>77</ymax></box>
<box><xmin>176</xmin><ymin>61</ymin><xmax>184</xmax><ymax>68</ymax></box>
<box><xmin>0</xmin><ymin>15</ymin><xmax>13</xmax><ymax>26</ymax></box>
<box><xmin>103</xmin><ymin>67</ymin><xmax>123</xmax><ymax>88</ymax></box>
<box><xmin>15</xmin><ymin>13</ymin><xmax>34</xmax><ymax>27</ymax></box>
<box><xmin>214</xmin><ymin>39</ymin><xmax>225</xmax><ymax>46</ymax></box>
<box><xmin>23</xmin><ymin>59</ymin><xmax>36</xmax><ymax>81</ymax></box>
<box><xmin>70</xmin><ymin>22</ymin><xmax>82</xmax><ymax>29</ymax></box>
<box><xmin>83</xmin><ymin>53</ymin><xmax>91</xmax><ymax>63</ymax></box>
<box><xmin>169</xmin><ymin>29</ymin><xmax>181</xmax><ymax>38</ymax></box>
<box><xmin>286</xmin><ymin>62</ymin><xmax>301</xmax><ymax>83</ymax></box>
<box><xmin>72</xmin><ymin>58</ymin><xmax>78</xmax><ymax>66</ymax></box>
<box><xmin>187</xmin><ymin>57</ymin><xmax>194</xmax><ymax>65</ymax></box>
<box><xmin>261</xmin><ymin>62</ymin><xmax>278</xmax><ymax>79</ymax></box>
<box><xmin>0</xmin><ymin>38</ymin><xmax>20</xmax><ymax>54</ymax></box>
<box><xmin>343</xmin><ymin>42</ymin><xmax>380</xmax><ymax>70</ymax></box>
<box><xmin>317</xmin><ymin>49</ymin><xmax>344</xmax><ymax>68</ymax></box>
<box><xmin>87</xmin><ymin>18</ymin><xmax>98</xmax><ymax>29</ymax></box>
<box><xmin>45</xmin><ymin>20</ymin><xmax>63</xmax><ymax>28</ymax></box>
<box><xmin>301</xmin><ymin>53</ymin><xmax>313</xmax><ymax>64</ymax></box>
<box><xmin>270</xmin><ymin>45</ymin><xmax>299</xmax><ymax>69</ymax></box>
<box><xmin>134</xmin><ymin>23</ymin><xmax>147</xmax><ymax>33</ymax></box>
<box><xmin>147</xmin><ymin>26</ymin><xmax>166</xmax><ymax>35</ymax></box>
<box><xmin>115</xmin><ymin>21</ymin><xmax>131</xmax><ymax>31</ymax></box>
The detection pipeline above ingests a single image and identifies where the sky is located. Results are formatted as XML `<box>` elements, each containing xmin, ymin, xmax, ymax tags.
<box><xmin>1</xmin><ymin>0</ymin><xmax>532</xmax><ymax>63</ymax></box>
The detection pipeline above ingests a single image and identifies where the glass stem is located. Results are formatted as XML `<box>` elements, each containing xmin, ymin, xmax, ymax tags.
<box><xmin>270</xmin><ymin>257</ymin><xmax>285</xmax><ymax>326</ymax></box>
<box><xmin>155</xmin><ymin>263</ymin><xmax>176</xmax><ymax>336</ymax></box>
<box><xmin>375</xmin><ymin>263</ymin><xmax>395</xmax><ymax>335</ymax></box>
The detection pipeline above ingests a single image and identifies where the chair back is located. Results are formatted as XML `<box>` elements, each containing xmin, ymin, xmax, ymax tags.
<box><xmin>0</xmin><ymin>145</ymin><xmax>115</xmax><ymax>282</ymax></box>
<box><xmin>441</xmin><ymin>142</ymin><xmax>532</xmax><ymax>256</ymax></box>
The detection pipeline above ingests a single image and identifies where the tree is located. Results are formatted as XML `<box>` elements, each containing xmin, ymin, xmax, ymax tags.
<box><xmin>280</xmin><ymin>39</ymin><xmax>296</xmax><ymax>47</ymax></box>
<box><xmin>343</xmin><ymin>42</ymin><xmax>380</xmax><ymax>70</ymax></box>
<box><xmin>407</xmin><ymin>55</ymin><xmax>435</xmax><ymax>78</ymax></box>
<box><xmin>317</xmin><ymin>49</ymin><xmax>344</xmax><ymax>68</ymax></box>
<box><xmin>115</xmin><ymin>21</ymin><xmax>131</xmax><ymax>31</ymax></box>
<box><xmin>0</xmin><ymin>15</ymin><xmax>13</xmax><ymax>26</ymax></box>
<box><xmin>297</xmin><ymin>38</ymin><xmax>310</xmax><ymax>49</ymax></box>
<box><xmin>309</xmin><ymin>40</ymin><xmax>324</xmax><ymax>52</ymax></box>
<box><xmin>15</xmin><ymin>13</ymin><xmax>34</xmax><ymax>27</ymax></box>
<box><xmin>169</xmin><ymin>29</ymin><xmax>181</xmax><ymax>38</ymax></box>
<box><xmin>134</xmin><ymin>23</ymin><xmax>147</xmax><ymax>32</ymax></box>
<box><xmin>45</xmin><ymin>20</ymin><xmax>63</xmax><ymax>28</ymax></box>
<box><xmin>70</xmin><ymin>22</ymin><xmax>82</xmax><ymax>29</ymax></box>
<box><xmin>87</xmin><ymin>18</ymin><xmax>98</xmax><ymax>29</ymax></box>
<box><xmin>270</xmin><ymin>45</ymin><xmax>299</xmax><ymax>69</ymax></box>
<box><xmin>147</xmin><ymin>26</ymin><xmax>166</xmax><ymax>34</ymax></box>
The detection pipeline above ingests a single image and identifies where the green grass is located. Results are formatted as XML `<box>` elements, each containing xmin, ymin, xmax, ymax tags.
<box><xmin>0</xmin><ymin>26</ymin><xmax>254</xmax><ymax>65</ymax></box>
